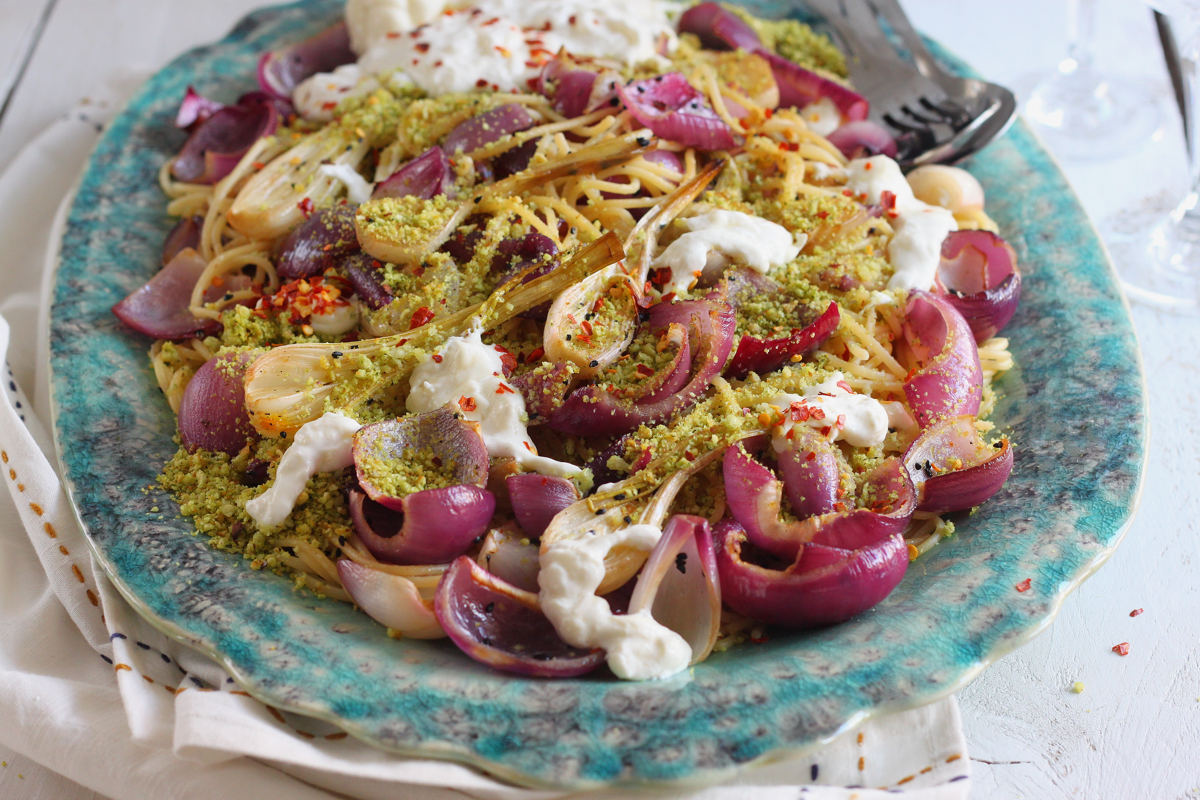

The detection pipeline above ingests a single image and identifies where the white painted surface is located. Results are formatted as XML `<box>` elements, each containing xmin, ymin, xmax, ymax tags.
<box><xmin>0</xmin><ymin>0</ymin><xmax>1197</xmax><ymax>797</ymax></box>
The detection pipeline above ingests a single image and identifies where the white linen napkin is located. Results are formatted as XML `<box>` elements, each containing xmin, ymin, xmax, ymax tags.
<box><xmin>0</xmin><ymin>74</ymin><xmax>972</xmax><ymax>800</ymax></box>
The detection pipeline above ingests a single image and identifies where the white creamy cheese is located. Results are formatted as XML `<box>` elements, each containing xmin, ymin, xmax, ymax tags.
<box><xmin>845</xmin><ymin>155</ymin><xmax>958</xmax><ymax>292</ymax></box>
<box><xmin>652</xmin><ymin>209</ymin><xmax>802</xmax><ymax>296</ymax></box>
<box><xmin>406</xmin><ymin>329</ymin><xmax>581</xmax><ymax>478</ymax></box>
<box><xmin>292</xmin><ymin>64</ymin><xmax>378</xmax><ymax>122</ymax></box>
<box><xmin>305</xmin><ymin>0</ymin><xmax>678</xmax><ymax>103</ymax></box>
<box><xmin>766</xmin><ymin>372</ymin><xmax>889</xmax><ymax>450</ymax></box>
<box><xmin>538</xmin><ymin>524</ymin><xmax>692</xmax><ymax>680</ymax></box>
<box><xmin>317</xmin><ymin>163</ymin><xmax>375</xmax><ymax>204</ymax></box>
<box><xmin>801</xmin><ymin>96</ymin><xmax>841</xmax><ymax>136</ymax></box>
<box><xmin>245</xmin><ymin>411</ymin><xmax>363</xmax><ymax>527</ymax></box>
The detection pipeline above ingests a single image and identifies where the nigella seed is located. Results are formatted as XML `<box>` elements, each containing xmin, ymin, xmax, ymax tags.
<box><xmin>595</xmin><ymin>508</ymin><xmax>605</xmax><ymax>515</ymax></box>
<box><xmin>589</xmin><ymin>360</ymin><xmax>599</xmax><ymax>367</ymax></box>
<box><xmin>636</xmin><ymin>136</ymin><xmax>650</xmax><ymax>146</ymax></box>
<box><xmin>636</xmin><ymin>85</ymin><xmax>645</xmax><ymax>93</ymax></box>
<box><xmin>623</xmin><ymin>515</ymin><xmax>632</xmax><ymax>524</ymax></box>
<box><xmin>609</xmin><ymin>97</ymin><xmax>619</xmax><ymax>106</ymax></box>
<box><xmin>614</xmin><ymin>493</ymin><xmax>625</xmax><ymax>500</ymax></box>
<box><xmin>331</xmin><ymin>351</ymin><xmax>343</xmax><ymax>358</ymax></box>
<box><xmin>481</xmin><ymin>636</ymin><xmax>492</xmax><ymax>646</ymax></box>
<box><xmin>485</xmin><ymin>601</ymin><xmax>495</xmax><ymax>613</ymax></box>
<box><xmin>675</xmin><ymin>552</ymin><xmax>687</xmax><ymax>574</ymax></box>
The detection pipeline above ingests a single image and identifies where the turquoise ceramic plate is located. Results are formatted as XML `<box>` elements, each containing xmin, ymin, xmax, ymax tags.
<box><xmin>49</xmin><ymin>0</ymin><xmax>1147</xmax><ymax>789</ymax></box>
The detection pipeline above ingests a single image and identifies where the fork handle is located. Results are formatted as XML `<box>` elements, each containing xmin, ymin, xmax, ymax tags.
<box><xmin>866</xmin><ymin>0</ymin><xmax>945</xmax><ymax>83</ymax></box>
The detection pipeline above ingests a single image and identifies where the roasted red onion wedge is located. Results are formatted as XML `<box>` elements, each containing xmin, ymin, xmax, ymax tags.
<box><xmin>171</xmin><ymin>96</ymin><xmax>278</xmax><ymax>185</ymax></box>
<box><xmin>773</xmin><ymin>427</ymin><xmax>841</xmax><ymax>519</ymax></box>
<box><xmin>161</xmin><ymin>215</ymin><xmax>203</xmax><ymax>265</ymax></box>
<box><xmin>617</xmin><ymin>73</ymin><xmax>736</xmax><ymax>151</ymax></box>
<box><xmin>904</xmin><ymin>415</ymin><xmax>1013</xmax><ymax>514</ymax></box>
<box><xmin>276</xmin><ymin>203</ymin><xmax>359</xmax><ymax>281</ymax></box>
<box><xmin>342</xmin><ymin>252</ymin><xmax>393</xmax><ymax>310</ymax></box>
<box><xmin>537</xmin><ymin>58</ymin><xmax>600</xmax><ymax>118</ymax></box>
<box><xmin>477</xmin><ymin>524</ymin><xmax>541</xmax><ymax>593</ymax></box>
<box><xmin>725</xmin><ymin>301</ymin><xmax>839</xmax><ymax>379</ymax></box>
<box><xmin>715</xmin><ymin>519</ymin><xmax>908</xmax><ymax>628</ymax></box>
<box><xmin>677</xmin><ymin>2</ymin><xmax>762</xmax><ymax>51</ymax></box>
<box><xmin>348</xmin><ymin>487</ymin><xmax>494</xmax><ymax>565</ymax></box>
<box><xmin>549</xmin><ymin>289</ymin><xmax>736</xmax><ymax>436</ymax></box>
<box><xmin>257</xmin><ymin>22</ymin><xmax>355</xmax><ymax>106</ymax></box>
<box><xmin>112</xmin><ymin>248</ymin><xmax>220</xmax><ymax>340</ymax></box>
<box><xmin>444</xmin><ymin>104</ymin><xmax>537</xmax><ymax>155</ymax></box>
<box><xmin>372</xmin><ymin>146</ymin><xmax>454</xmax><ymax>200</ymax></box>
<box><xmin>174</xmin><ymin>86</ymin><xmax>224</xmax><ymax>132</ymax></box>
<box><xmin>435</xmin><ymin>556</ymin><xmax>604</xmax><ymax>677</ymax></box>
<box><xmin>507</xmin><ymin>474</ymin><xmax>581</xmax><ymax>539</ymax></box>
<box><xmin>336</xmin><ymin>559</ymin><xmax>445</xmax><ymax>639</ymax></box>
<box><xmin>177</xmin><ymin>351</ymin><xmax>256</xmax><ymax>454</ymax></box>
<box><xmin>762</xmin><ymin>53</ymin><xmax>868</xmax><ymax>122</ymax></box>
<box><xmin>899</xmin><ymin>291</ymin><xmax>983</xmax><ymax>428</ymax></box>
<box><xmin>827</xmin><ymin>120</ymin><xmax>898</xmax><ymax>159</ymax></box>
<box><xmin>724</xmin><ymin>444</ymin><xmax>915</xmax><ymax>560</ymax></box>
<box><xmin>509</xmin><ymin>362</ymin><xmax>575</xmax><ymax>423</ymax></box>
<box><xmin>936</xmin><ymin>230</ymin><xmax>1022</xmax><ymax>342</ymax></box>
<box><xmin>627</xmin><ymin>514</ymin><xmax>721</xmax><ymax>664</ymax></box>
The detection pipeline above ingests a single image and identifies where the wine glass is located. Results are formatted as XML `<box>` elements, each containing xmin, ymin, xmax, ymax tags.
<box><xmin>1115</xmin><ymin>1</ymin><xmax>1200</xmax><ymax>311</ymax></box>
<box><xmin>1025</xmin><ymin>0</ymin><xmax>1162</xmax><ymax>159</ymax></box>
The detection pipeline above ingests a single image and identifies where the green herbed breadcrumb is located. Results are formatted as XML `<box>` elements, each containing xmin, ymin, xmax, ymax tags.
<box><xmin>356</xmin><ymin>195</ymin><xmax>459</xmax><ymax>251</ymax></box>
<box><xmin>357</xmin><ymin>444</ymin><xmax>459</xmax><ymax>497</ymax></box>
<box><xmin>727</xmin><ymin>6</ymin><xmax>848</xmax><ymax>77</ymax></box>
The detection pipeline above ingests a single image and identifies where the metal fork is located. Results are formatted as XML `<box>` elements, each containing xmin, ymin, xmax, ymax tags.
<box><xmin>803</xmin><ymin>0</ymin><xmax>1017</xmax><ymax>170</ymax></box>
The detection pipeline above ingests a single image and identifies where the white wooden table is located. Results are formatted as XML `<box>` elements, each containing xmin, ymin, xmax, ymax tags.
<box><xmin>1</xmin><ymin>1</ymin><xmax>1197</xmax><ymax>797</ymax></box>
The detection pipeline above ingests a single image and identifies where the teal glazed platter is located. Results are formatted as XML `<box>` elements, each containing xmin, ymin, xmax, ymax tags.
<box><xmin>49</xmin><ymin>0</ymin><xmax>1148</xmax><ymax>789</ymax></box>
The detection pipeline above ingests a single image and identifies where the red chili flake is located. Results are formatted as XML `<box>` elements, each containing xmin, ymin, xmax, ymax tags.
<box><xmin>523</xmin><ymin>441</ymin><xmax>534</xmax><ymax>451</ymax></box>
<box><xmin>863</xmin><ymin>162</ymin><xmax>873</xmax><ymax>171</ymax></box>
<box><xmin>476</xmin><ymin>78</ymin><xmax>489</xmax><ymax>88</ymax></box>
<box><xmin>569</xmin><ymin>14</ymin><xmax>578</xmax><ymax>24</ymax></box>
<box><xmin>660</xmin><ymin>292</ymin><xmax>677</xmax><ymax>304</ymax></box>
<box><xmin>458</xmin><ymin>395</ymin><xmax>477</xmax><ymax>412</ymax></box>
<box><xmin>903</xmin><ymin>366</ymin><xmax>919</xmax><ymax>383</ymax></box>
<box><xmin>415</xmin><ymin>42</ymin><xmax>430</xmax><ymax>52</ymax></box>
<box><xmin>495</xmin><ymin>383</ymin><xmax>515</xmax><ymax>395</ymax></box>
<box><xmin>575</xmin><ymin>333</ymin><xmax>592</xmax><ymax>344</ymax></box>
<box><xmin>837</xmin><ymin>380</ymin><xmax>853</xmax><ymax>393</ymax></box>
<box><xmin>409</xmin><ymin>306</ymin><xmax>435</xmax><ymax>329</ymax></box>
<box><xmin>386</xmin><ymin>31</ymin><xmax>401</xmax><ymax>38</ymax></box>
<box><xmin>526</xmin><ymin>346</ymin><xmax>545</xmax><ymax>363</ymax></box>
<box><xmin>816</xmin><ymin>210</ymin><xmax>829</xmax><ymax>219</ymax></box>
<box><xmin>431</xmin><ymin>354</ymin><xmax>443</xmax><ymax>363</ymax></box>
<box><xmin>593</xmin><ymin>297</ymin><xmax>605</xmax><ymax>313</ymax></box>
<box><xmin>252</xmin><ymin>161</ymin><xmax>266</xmax><ymax>169</ymax></box>
<box><xmin>483</xmin><ymin>16</ymin><xmax>500</xmax><ymax>25</ymax></box>
<box><xmin>411</xmin><ymin>265</ymin><xmax>426</xmax><ymax>277</ymax></box>
<box><xmin>842</xmin><ymin>189</ymin><xmax>854</xmax><ymax>197</ymax></box>
<box><xmin>809</xmin><ymin>407</ymin><xmax>826</xmax><ymax>421</ymax></box>
<box><xmin>494</xmin><ymin>45</ymin><xmax>512</xmax><ymax>57</ymax></box>
<box><xmin>494</xmin><ymin>345</ymin><xmax>517</xmax><ymax>374</ymax></box>
<box><xmin>880</xmin><ymin>190</ymin><xmax>897</xmax><ymax>212</ymax></box>
<box><xmin>635</xmin><ymin>364</ymin><xmax>655</xmax><ymax>378</ymax></box>
<box><xmin>566</xmin><ymin>313</ymin><xmax>577</xmax><ymax>324</ymax></box>
<box><xmin>431</xmin><ymin>456</ymin><xmax>443</xmax><ymax>467</ymax></box>
<box><xmin>835</xmin><ymin>414</ymin><xmax>846</xmax><ymax>431</ymax></box>
<box><xmin>779</xmin><ymin>141</ymin><xmax>799</xmax><ymax>152</ymax></box>
<box><xmin>805</xmin><ymin>451</ymin><xmax>816</xmax><ymax>462</ymax></box>
<box><xmin>1015</xmin><ymin>578</ymin><xmax>1032</xmax><ymax>592</ymax></box>
<box><xmin>1130</xmin><ymin>608</ymin><xmax>1144</xmax><ymax>617</ymax></box>
<box><xmin>297</xmin><ymin>197</ymin><xmax>315</xmax><ymax>218</ymax></box>
<box><xmin>581</xmin><ymin>319</ymin><xmax>593</xmax><ymax>336</ymax></box>
<box><xmin>833</xmin><ymin>501</ymin><xmax>847</xmax><ymax>512</ymax></box>
<box><xmin>392</xmin><ymin>338</ymin><xmax>408</xmax><ymax>348</ymax></box>
<box><xmin>651</xmin><ymin>267</ymin><xmax>672</xmax><ymax>286</ymax></box>
<box><xmin>683</xmin><ymin>452</ymin><xmax>695</xmax><ymax>462</ymax></box>
<box><xmin>749</xmin><ymin>635</ymin><xmax>770</xmax><ymax>644</ymax></box>
<box><xmin>1112</xmin><ymin>642</ymin><xmax>1130</xmax><ymax>656</ymax></box>
<box><xmin>785</xmin><ymin>429</ymin><xmax>795</xmax><ymax>440</ymax></box>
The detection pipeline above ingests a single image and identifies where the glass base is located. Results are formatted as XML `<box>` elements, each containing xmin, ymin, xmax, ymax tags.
<box><xmin>1112</xmin><ymin>199</ymin><xmax>1200</xmax><ymax>313</ymax></box>
<box><xmin>1025</xmin><ymin>60</ymin><xmax>1161</xmax><ymax>160</ymax></box>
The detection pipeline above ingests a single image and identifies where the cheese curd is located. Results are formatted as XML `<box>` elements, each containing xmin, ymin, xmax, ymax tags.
<box><xmin>245</xmin><ymin>411</ymin><xmax>363</xmax><ymax>527</ymax></box>
<box><xmin>845</xmin><ymin>155</ymin><xmax>958</xmax><ymax>292</ymax></box>
<box><xmin>406</xmin><ymin>329</ymin><xmax>582</xmax><ymax>479</ymax></box>
<box><xmin>538</xmin><ymin>524</ymin><xmax>692</xmax><ymax>680</ymax></box>
<box><xmin>652</xmin><ymin>209</ymin><xmax>802</xmax><ymax>296</ymax></box>
<box><xmin>766</xmin><ymin>372</ymin><xmax>890</xmax><ymax>450</ymax></box>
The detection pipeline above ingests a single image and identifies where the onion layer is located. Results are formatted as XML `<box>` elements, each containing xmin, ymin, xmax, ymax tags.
<box><xmin>435</xmin><ymin>556</ymin><xmax>604</xmax><ymax>677</ymax></box>
<box><xmin>171</xmin><ymin>96</ymin><xmax>278</xmax><ymax>185</ymax></box>
<box><xmin>616</xmin><ymin>73</ymin><xmax>735</xmax><ymax>151</ymax></box>
<box><xmin>936</xmin><ymin>230</ymin><xmax>1022</xmax><ymax>343</ymax></box>
<box><xmin>443</xmin><ymin>104</ymin><xmax>537</xmax><ymax>154</ymax></box>
<box><xmin>725</xmin><ymin>301</ymin><xmax>839</xmax><ymax>380</ymax></box>
<box><xmin>372</xmin><ymin>146</ymin><xmax>454</xmax><ymax>200</ymax></box>
<box><xmin>903</xmin><ymin>415</ymin><xmax>1013</xmax><ymax>514</ymax></box>
<box><xmin>900</xmin><ymin>291</ymin><xmax>983</xmax><ymax>428</ymax></box>
<box><xmin>507</xmin><ymin>473</ymin><xmax>580</xmax><ymax>539</ymax></box>
<box><xmin>277</xmin><ymin>204</ymin><xmax>360</xmax><ymax>281</ymax></box>
<box><xmin>336</xmin><ymin>559</ymin><xmax>444</xmax><ymax>639</ymax></box>
<box><xmin>827</xmin><ymin>121</ymin><xmax>898</xmax><ymax>160</ymax></box>
<box><xmin>257</xmin><ymin>22</ymin><xmax>355</xmax><ymax>106</ymax></box>
<box><xmin>348</xmin><ymin>487</ymin><xmax>495</xmax><ymax>565</ymax></box>
<box><xmin>177</xmin><ymin>352</ymin><xmax>256</xmax><ymax>455</ymax></box>
<box><xmin>112</xmin><ymin>248</ymin><xmax>220</xmax><ymax>340</ymax></box>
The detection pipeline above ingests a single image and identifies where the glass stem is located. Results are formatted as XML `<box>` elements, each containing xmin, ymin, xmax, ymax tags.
<box><xmin>1066</xmin><ymin>0</ymin><xmax>1099</xmax><ymax>71</ymax></box>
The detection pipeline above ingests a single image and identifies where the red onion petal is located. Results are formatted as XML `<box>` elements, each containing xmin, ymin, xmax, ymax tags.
<box><xmin>336</xmin><ymin>559</ymin><xmax>445</xmax><ymax>639</ymax></box>
<box><xmin>510</xmin><ymin>362</ymin><xmax>575</xmax><ymax>423</ymax></box>
<box><xmin>677</xmin><ymin>2</ymin><xmax>763</xmax><ymax>51</ymax></box>
<box><xmin>162</xmin><ymin>215</ymin><xmax>203</xmax><ymax>266</ymax></box>
<box><xmin>725</xmin><ymin>301</ymin><xmax>839</xmax><ymax>379</ymax></box>
<box><xmin>936</xmin><ymin>230</ymin><xmax>1022</xmax><ymax>342</ymax></box>
<box><xmin>627</xmin><ymin>514</ymin><xmax>721</xmax><ymax>664</ymax></box>
<box><xmin>257</xmin><ymin>22</ymin><xmax>356</xmax><ymax>104</ymax></box>
<box><xmin>901</xmin><ymin>291</ymin><xmax>983</xmax><ymax>428</ymax></box>
<box><xmin>175</xmin><ymin>86</ymin><xmax>224</xmax><ymax>132</ymax></box>
<box><xmin>715</xmin><ymin>519</ymin><xmax>908</xmax><ymax>628</ymax></box>
<box><xmin>372</xmin><ymin>145</ymin><xmax>454</xmax><ymax>200</ymax></box>
<box><xmin>506</xmin><ymin>473</ymin><xmax>580</xmax><ymax>539</ymax></box>
<box><xmin>434</xmin><ymin>556</ymin><xmax>605</xmax><ymax>677</ymax></box>
<box><xmin>616</xmin><ymin>73</ymin><xmax>736</xmax><ymax>151</ymax></box>
<box><xmin>761</xmin><ymin>52</ymin><xmax>868</xmax><ymax>121</ymax></box>
<box><xmin>112</xmin><ymin>248</ymin><xmax>220</xmax><ymax>340</ymax></box>
<box><xmin>171</xmin><ymin>99</ymin><xmax>278</xmax><ymax>185</ymax></box>
<box><xmin>277</xmin><ymin>203</ymin><xmax>359</xmax><ymax>281</ymax></box>
<box><xmin>476</xmin><ymin>524</ymin><xmax>541</xmax><ymax>593</ymax></box>
<box><xmin>826</xmin><ymin>120</ymin><xmax>898</xmax><ymax>160</ymax></box>
<box><xmin>904</xmin><ymin>415</ymin><xmax>1014</xmax><ymax>514</ymax></box>
<box><xmin>342</xmin><ymin>252</ymin><xmax>394</xmax><ymax>310</ymax></box>
<box><xmin>775</xmin><ymin>425</ymin><xmax>841</xmax><ymax>519</ymax></box>
<box><xmin>177</xmin><ymin>352</ymin><xmax>256</xmax><ymax>454</ymax></box>
<box><xmin>444</xmin><ymin>104</ymin><xmax>537</xmax><ymax>155</ymax></box>
<box><xmin>348</xmin><ymin>486</ymin><xmax>495</xmax><ymax>565</ymax></box>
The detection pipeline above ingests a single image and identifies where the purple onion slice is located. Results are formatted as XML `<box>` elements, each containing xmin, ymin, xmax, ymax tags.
<box><xmin>549</xmin><ymin>287</ymin><xmax>737</xmax><ymax>437</ymax></box>
<box><xmin>537</xmin><ymin>58</ymin><xmax>601</xmax><ymax>118</ymax></box>
<box><xmin>774</xmin><ymin>426</ymin><xmax>841</xmax><ymax>519</ymax></box>
<box><xmin>761</xmin><ymin>52</ymin><xmax>868</xmax><ymax>122</ymax></box>
<box><xmin>257</xmin><ymin>22</ymin><xmax>355</xmax><ymax>105</ymax></box>
<box><xmin>112</xmin><ymin>248</ymin><xmax>220</xmax><ymax>340</ymax></box>
<box><xmin>443</xmin><ymin>104</ymin><xmax>537</xmax><ymax>155</ymax></box>
<box><xmin>904</xmin><ymin>415</ymin><xmax>1013</xmax><ymax>514</ymax></box>
<box><xmin>677</xmin><ymin>2</ymin><xmax>763</xmax><ymax>51</ymax></box>
<box><xmin>507</xmin><ymin>473</ymin><xmax>580</xmax><ymax>539</ymax></box>
<box><xmin>162</xmin><ymin>215</ymin><xmax>203</xmax><ymax>266</ymax></box>
<box><xmin>477</xmin><ymin>523</ymin><xmax>541</xmax><ymax>593</ymax></box>
<box><xmin>341</xmin><ymin>252</ymin><xmax>393</xmax><ymax>310</ymax></box>
<box><xmin>900</xmin><ymin>291</ymin><xmax>983</xmax><ymax>428</ymax></box>
<box><xmin>372</xmin><ymin>146</ymin><xmax>454</xmax><ymax>200</ymax></box>
<box><xmin>725</xmin><ymin>301</ymin><xmax>839</xmax><ymax>380</ymax></box>
<box><xmin>348</xmin><ymin>487</ymin><xmax>495</xmax><ymax>565</ymax></box>
<box><xmin>177</xmin><ymin>351</ymin><xmax>256</xmax><ymax>454</ymax></box>
<box><xmin>616</xmin><ymin>73</ymin><xmax>736</xmax><ymax>151</ymax></box>
<box><xmin>175</xmin><ymin>86</ymin><xmax>224</xmax><ymax>132</ymax></box>
<box><xmin>171</xmin><ymin>96</ymin><xmax>278</xmax><ymax>185</ymax></box>
<box><xmin>277</xmin><ymin>203</ymin><xmax>359</xmax><ymax>281</ymax></box>
<box><xmin>724</xmin><ymin>444</ymin><xmax>916</xmax><ymax>561</ymax></box>
<box><xmin>715</xmin><ymin>518</ymin><xmax>908</xmax><ymax>629</ymax></box>
<box><xmin>936</xmin><ymin>230</ymin><xmax>1022</xmax><ymax>343</ymax></box>
<box><xmin>627</xmin><ymin>514</ymin><xmax>721</xmax><ymax>664</ymax></box>
<box><xmin>827</xmin><ymin>120</ymin><xmax>898</xmax><ymax>159</ymax></box>
<box><xmin>435</xmin><ymin>556</ymin><xmax>605</xmax><ymax>677</ymax></box>
<box><xmin>336</xmin><ymin>559</ymin><xmax>445</xmax><ymax>639</ymax></box>
<box><xmin>509</xmin><ymin>362</ymin><xmax>575</xmax><ymax>423</ymax></box>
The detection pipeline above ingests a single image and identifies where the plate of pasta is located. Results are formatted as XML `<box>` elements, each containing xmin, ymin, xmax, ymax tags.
<box><xmin>49</xmin><ymin>0</ymin><xmax>1146</xmax><ymax>789</ymax></box>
